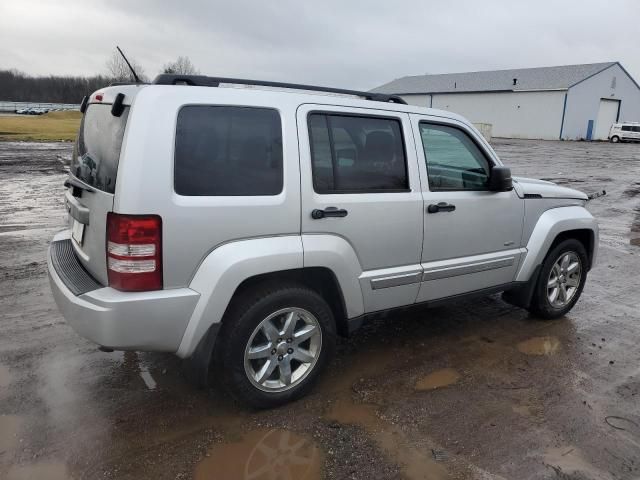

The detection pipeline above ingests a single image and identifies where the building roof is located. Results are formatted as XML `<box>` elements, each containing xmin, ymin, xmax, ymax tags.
<box><xmin>371</xmin><ymin>62</ymin><xmax>618</xmax><ymax>95</ymax></box>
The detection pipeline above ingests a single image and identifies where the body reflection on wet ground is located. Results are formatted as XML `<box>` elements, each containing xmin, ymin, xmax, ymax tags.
<box><xmin>517</xmin><ymin>336</ymin><xmax>561</xmax><ymax>356</ymax></box>
<box><xmin>196</xmin><ymin>429</ymin><xmax>322</xmax><ymax>480</ymax></box>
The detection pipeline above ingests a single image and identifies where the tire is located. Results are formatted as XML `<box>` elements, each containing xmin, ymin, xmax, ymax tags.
<box><xmin>215</xmin><ymin>283</ymin><xmax>336</xmax><ymax>408</ymax></box>
<box><xmin>528</xmin><ymin>239</ymin><xmax>588</xmax><ymax>319</ymax></box>
<box><xmin>610</xmin><ymin>136</ymin><xmax>620</xmax><ymax>143</ymax></box>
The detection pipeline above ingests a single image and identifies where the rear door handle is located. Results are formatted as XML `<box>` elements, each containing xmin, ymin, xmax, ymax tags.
<box><xmin>311</xmin><ymin>207</ymin><xmax>348</xmax><ymax>219</ymax></box>
<box><xmin>427</xmin><ymin>202</ymin><xmax>456</xmax><ymax>214</ymax></box>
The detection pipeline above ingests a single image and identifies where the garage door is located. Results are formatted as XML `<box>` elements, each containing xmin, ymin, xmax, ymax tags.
<box><xmin>594</xmin><ymin>99</ymin><xmax>620</xmax><ymax>140</ymax></box>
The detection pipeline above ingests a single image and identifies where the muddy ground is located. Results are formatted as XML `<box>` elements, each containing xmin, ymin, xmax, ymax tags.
<box><xmin>0</xmin><ymin>139</ymin><xmax>639</xmax><ymax>480</ymax></box>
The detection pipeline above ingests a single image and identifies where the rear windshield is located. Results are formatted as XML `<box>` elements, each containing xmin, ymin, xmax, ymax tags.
<box><xmin>71</xmin><ymin>104</ymin><xmax>129</xmax><ymax>193</ymax></box>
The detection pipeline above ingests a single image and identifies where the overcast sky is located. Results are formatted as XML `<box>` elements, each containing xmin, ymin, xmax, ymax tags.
<box><xmin>1</xmin><ymin>0</ymin><xmax>639</xmax><ymax>90</ymax></box>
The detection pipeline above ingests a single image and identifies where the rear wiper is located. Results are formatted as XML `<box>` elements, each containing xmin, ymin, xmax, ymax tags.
<box><xmin>64</xmin><ymin>176</ymin><xmax>96</xmax><ymax>193</ymax></box>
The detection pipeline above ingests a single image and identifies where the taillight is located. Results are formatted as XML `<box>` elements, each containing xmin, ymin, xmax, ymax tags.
<box><xmin>106</xmin><ymin>213</ymin><xmax>162</xmax><ymax>291</ymax></box>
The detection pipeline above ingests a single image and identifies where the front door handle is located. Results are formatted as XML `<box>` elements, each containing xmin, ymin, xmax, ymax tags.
<box><xmin>311</xmin><ymin>207</ymin><xmax>348</xmax><ymax>219</ymax></box>
<box><xmin>427</xmin><ymin>202</ymin><xmax>456</xmax><ymax>214</ymax></box>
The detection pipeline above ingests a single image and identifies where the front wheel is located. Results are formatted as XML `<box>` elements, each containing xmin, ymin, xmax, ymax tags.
<box><xmin>215</xmin><ymin>284</ymin><xmax>336</xmax><ymax>408</ymax></box>
<box><xmin>610</xmin><ymin>136</ymin><xmax>620</xmax><ymax>143</ymax></box>
<box><xmin>528</xmin><ymin>239</ymin><xmax>588</xmax><ymax>319</ymax></box>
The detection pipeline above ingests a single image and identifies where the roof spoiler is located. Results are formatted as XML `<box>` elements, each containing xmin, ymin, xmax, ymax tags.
<box><xmin>152</xmin><ymin>74</ymin><xmax>408</xmax><ymax>105</ymax></box>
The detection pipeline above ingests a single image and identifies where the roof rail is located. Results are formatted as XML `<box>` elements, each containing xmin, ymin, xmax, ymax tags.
<box><xmin>152</xmin><ymin>74</ymin><xmax>408</xmax><ymax>105</ymax></box>
<box><xmin>108</xmin><ymin>81</ymin><xmax>148</xmax><ymax>87</ymax></box>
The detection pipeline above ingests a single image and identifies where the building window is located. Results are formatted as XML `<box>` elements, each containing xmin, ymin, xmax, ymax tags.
<box><xmin>611</xmin><ymin>76</ymin><xmax>617</xmax><ymax>89</ymax></box>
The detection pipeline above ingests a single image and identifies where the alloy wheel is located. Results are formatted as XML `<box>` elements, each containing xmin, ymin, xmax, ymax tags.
<box><xmin>244</xmin><ymin>308</ymin><xmax>322</xmax><ymax>392</ymax></box>
<box><xmin>547</xmin><ymin>251</ymin><xmax>582</xmax><ymax>308</ymax></box>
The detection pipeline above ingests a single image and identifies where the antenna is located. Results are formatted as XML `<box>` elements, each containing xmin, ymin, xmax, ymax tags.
<box><xmin>116</xmin><ymin>46</ymin><xmax>141</xmax><ymax>83</ymax></box>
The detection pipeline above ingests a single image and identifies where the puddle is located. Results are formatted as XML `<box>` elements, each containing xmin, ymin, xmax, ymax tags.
<box><xmin>322</xmin><ymin>346</ymin><xmax>400</xmax><ymax>395</ymax></box>
<box><xmin>326</xmin><ymin>399</ymin><xmax>449</xmax><ymax>480</ymax></box>
<box><xmin>0</xmin><ymin>364</ymin><xmax>11</xmax><ymax>388</ymax></box>
<box><xmin>318</xmin><ymin>341</ymin><xmax>450</xmax><ymax>479</ymax></box>
<box><xmin>512</xmin><ymin>403</ymin><xmax>545</xmax><ymax>424</ymax></box>
<box><xmin>544</xmin><ymin>446</ymin><xmax>612</xmax><ymax>479</ymax></box>
<box><xmin>415</xmin><ymin>368</ymin><xmax>461</xmax><ymax>391</ymax></box>
<box><xmin>0</xmin><ymin>415</ymin><xmax>23</xmax><ymax>451</ymax></box>
<box><xmin>517</xmin><ymin>336</ymin><xmax>560</xmax><ymax>356</ymax></box>
<box><xmin>512</xmin><ymin>405</ymin><xmax>535</xmax><ymax>417</ymax></box>
<box><xmin>6</xmin><ymin>462</ymin><xmax>71</xmax><ymax>480</ymax></box>
<box><xmin>195</xmin><ymin>429</ymin><xmax>322</xmax><ymax>480</ymax></box>
<box><xmin>326</xmin><ymin>398</ymin><xmax>378</xmax><ymax>426</ymax></box>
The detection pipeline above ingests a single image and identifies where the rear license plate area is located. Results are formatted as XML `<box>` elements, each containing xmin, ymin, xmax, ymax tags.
<box><xmin>72</xmin><ymin>220</ymin><xmax>85</xmax><ymax>246</ymax></box>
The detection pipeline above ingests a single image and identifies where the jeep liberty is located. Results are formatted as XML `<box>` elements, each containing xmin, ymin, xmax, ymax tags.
<box><xmin>48</xmin><ymin>75</ymin><xmax>598</xmax><ymax>407</ymax></box>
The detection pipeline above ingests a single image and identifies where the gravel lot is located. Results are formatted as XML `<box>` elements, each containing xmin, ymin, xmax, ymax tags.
<box><xmin>0</xmin><ymin>139</ymin><xmax>639</xmax><ymax>480</ymax></box>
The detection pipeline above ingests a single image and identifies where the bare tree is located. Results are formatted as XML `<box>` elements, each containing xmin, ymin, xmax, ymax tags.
<box><xmin>163</xmin><ymin>56</ymin><xmax>199</xmax><ymax>75</ymax></box>
<box><xmin>105</xmin><ymin>51</ymin><xmax>147</xmax><ymax>83</ymax></box>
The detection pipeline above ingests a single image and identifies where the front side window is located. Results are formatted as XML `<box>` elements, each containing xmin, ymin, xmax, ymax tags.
<box><xmin>632</xmin><ymin>126</ymin><xmax>640</xmax><ymax>133</ymax></box>
<box><xmin>175</xmin><ymin>106</ymin><xmax>283</xmax><ymax>196</ymax></box>
<box><xmin>419</xmin><ymin>123</ymin><xmax>491</xmax><ymax>191</ymax></box>
<box><xmin>308</xmin><ymin>113</ymin><xmax>408</xmax><ymax>193</ymax></box>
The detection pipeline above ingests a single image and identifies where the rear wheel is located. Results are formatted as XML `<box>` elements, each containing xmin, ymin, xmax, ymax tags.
<box><xmin>528</xmin><ymin>239</ymin><xmax>588</xmax><ymax>319</ymax></box>
<box><xmin>216</xmin><ymin>284</ymin><xmax>335</xmax><ymax>408</ymax></box>
<box><xmin>610</xmin><ymin>135</ymin><xmax>620</xmax><ymax>143</ymax></box>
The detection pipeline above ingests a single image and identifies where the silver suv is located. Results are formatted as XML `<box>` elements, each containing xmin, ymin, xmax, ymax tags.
<box><xmin>48</xmin><ymin>75</ymin><xmax>598</xmax><ymax>408</ymax></box>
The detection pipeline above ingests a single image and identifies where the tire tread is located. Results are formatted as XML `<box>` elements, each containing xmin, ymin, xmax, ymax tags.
<box><xmin>215</xmin><ymin>282</ymin><xmax>335</xmax><ymax>408</ymax></box>
<box><xmin>528</xmin><ymin>238</ymin><xmax>588</xmax><ymax>319</ymax></box>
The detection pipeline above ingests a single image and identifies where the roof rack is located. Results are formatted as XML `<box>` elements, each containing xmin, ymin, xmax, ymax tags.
<box><xmin>152</xmin><ymin>74</ymin><xmax>408</xmax><ymax>105</ymax></box>
<box><xmin>109</xmin><ymin>81</ymin><xmax>147</xmax><ymax>86</ymax></box>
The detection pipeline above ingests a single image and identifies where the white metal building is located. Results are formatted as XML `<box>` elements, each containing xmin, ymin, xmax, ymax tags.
<box><xmin>372</xmin><ymin>62</ymin><xmax>640</xmax><ymax>140</ymax></box>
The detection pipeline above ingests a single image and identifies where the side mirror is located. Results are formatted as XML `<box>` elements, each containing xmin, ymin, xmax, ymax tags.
<box><xmin>488</xmin><ymin>166</ymin><xmax>513</xmax><ymax>192</ymax></box>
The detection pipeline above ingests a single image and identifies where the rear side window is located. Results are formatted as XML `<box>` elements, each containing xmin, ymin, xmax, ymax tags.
<box><xmin>175</xmin><ymin>106</ymin><xmax>283</xmax><ymax>196</ymax></box>
<box><xmin>308</xmin><ymin>113</ymin><xmax>408</xmax><ymax>193</ymax></box>
<box><xmin>621</xmin><ymin>125</ymin><xmax>633</xmax><ymax>131</ymax></box>
<box><xmin>72</xmin><ymin>104</ymin><xmax>129</xmax><ymax>194</ymax></box>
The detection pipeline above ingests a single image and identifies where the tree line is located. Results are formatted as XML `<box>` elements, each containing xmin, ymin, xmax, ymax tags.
<box><xmin>0</xmin><ymin>54</ymin><xmax>199</xmax><ymax>104</ymax></box>
<box><xmin>0</xmin><ymin>70</ymin><xmax>114</xmax><ymax>104</ymax></box>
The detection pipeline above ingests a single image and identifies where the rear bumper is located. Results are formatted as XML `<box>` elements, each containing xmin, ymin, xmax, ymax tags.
<box><xmin>47</xmin><ymin>230</ymin><xmax>199</xmax><ymax>352</ymax></box>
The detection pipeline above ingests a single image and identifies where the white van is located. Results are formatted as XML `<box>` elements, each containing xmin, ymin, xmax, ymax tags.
<box><xmin>609</xmin><ymin>122</ymin><xmax>640</xmax><ymax>143</ymax></box>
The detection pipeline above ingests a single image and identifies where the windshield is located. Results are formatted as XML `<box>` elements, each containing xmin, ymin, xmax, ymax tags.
<box><xmin>71</xmin><ymin>104</ymin><xmax>129</xmax><ymax>193</ymax></box>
